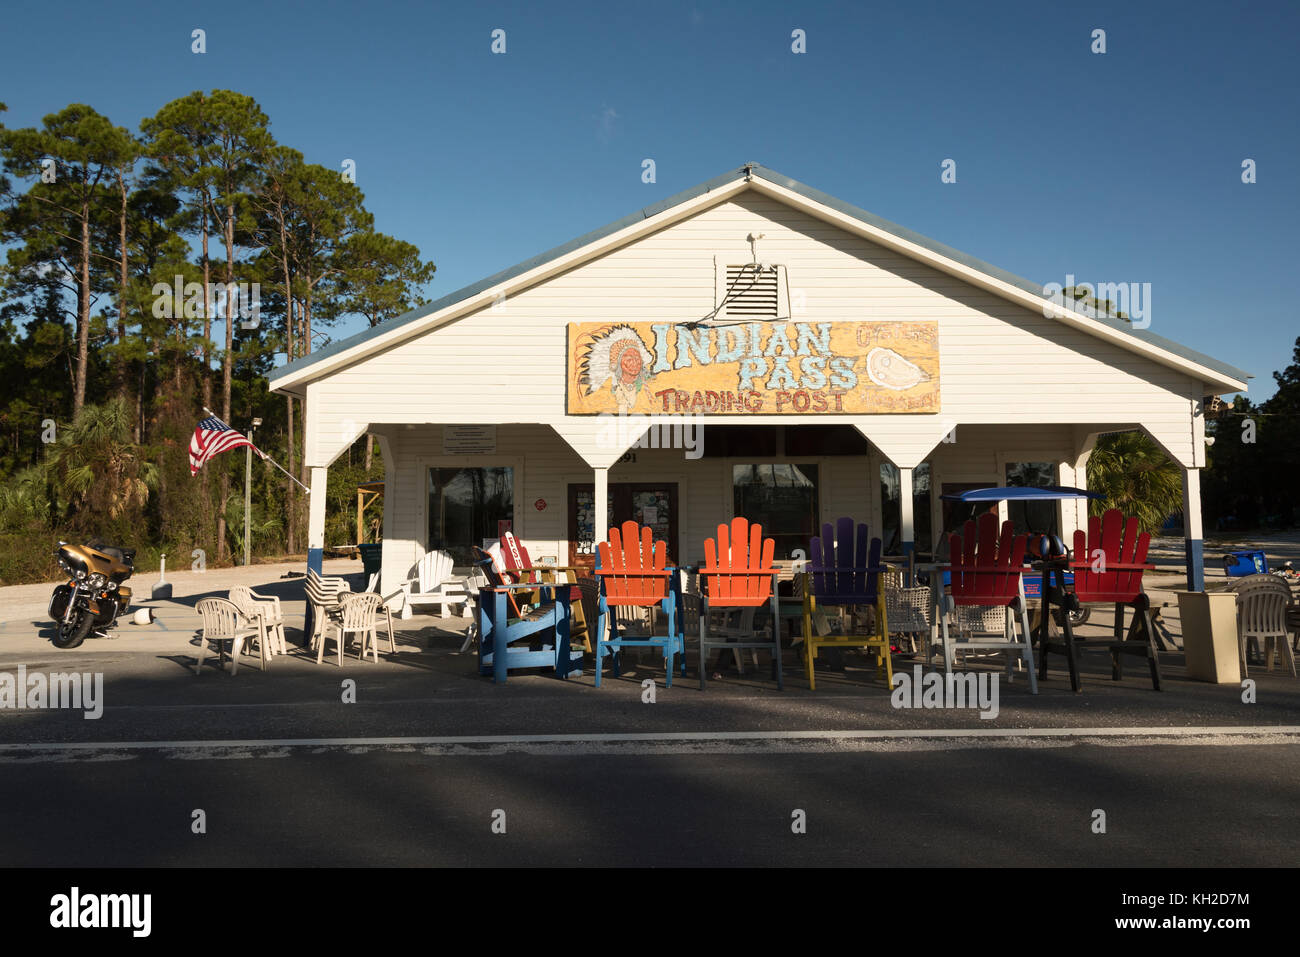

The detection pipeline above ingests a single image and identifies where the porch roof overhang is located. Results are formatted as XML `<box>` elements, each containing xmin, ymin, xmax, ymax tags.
<box><xmin>268</xmin><ymin>164</ymin><xmax>1251</xmax><ymax>399</ymax></box>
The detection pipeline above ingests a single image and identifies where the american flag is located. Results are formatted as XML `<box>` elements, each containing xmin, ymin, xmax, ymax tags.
<box><xmin>189</xmin><ymin>416</ymin><xmax>266</xmax><ymax>476</ymax></box>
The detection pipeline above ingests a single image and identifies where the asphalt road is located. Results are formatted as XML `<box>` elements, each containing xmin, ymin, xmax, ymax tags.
<box><xmin>3</xmin><ymin>592</ymin><xmax>1298</xmax><ymax>868</ymax></box>
<box><xmin>0</xmin><ymin>741</ymin><xmax>1296</xmax><ymax>866</ymax></box>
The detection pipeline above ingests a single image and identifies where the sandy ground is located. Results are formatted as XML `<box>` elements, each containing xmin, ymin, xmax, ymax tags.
<box><xmin>0</xmin><ymin>556</ymin><xmax>363</xmax><ymax>624</ymax></box>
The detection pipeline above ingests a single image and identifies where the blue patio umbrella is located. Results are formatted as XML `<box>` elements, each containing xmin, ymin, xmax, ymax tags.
<box><xmin>939</xmin><ymin>485</ymin><xmax>1103</xmax><ymax>502</ymax></box>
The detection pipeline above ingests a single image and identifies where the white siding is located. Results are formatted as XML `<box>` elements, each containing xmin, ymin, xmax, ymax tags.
<box><xmin>306</xmin><ymin>191</ymin><xmax>1202</xmax><ymax>470</ymax></box>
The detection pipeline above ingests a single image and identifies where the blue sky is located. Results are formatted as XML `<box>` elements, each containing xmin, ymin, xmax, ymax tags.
<box><xmin>2</xmin><ymin>0</ymin><xmax>1296</xmax><ymax>399</ymax></box>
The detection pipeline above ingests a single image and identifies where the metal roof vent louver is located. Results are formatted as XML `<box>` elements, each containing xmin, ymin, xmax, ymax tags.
<box><xmin>723</xmin><ymin>264</ymin><xmax>781</xmax><ymax>317</ymax></box>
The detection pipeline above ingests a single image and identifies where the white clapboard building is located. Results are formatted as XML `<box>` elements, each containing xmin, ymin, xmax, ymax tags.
<box><xmin>269</xmin><ymin>165</ymin><xmax>1248</xmax><ymax>598</ymax></box>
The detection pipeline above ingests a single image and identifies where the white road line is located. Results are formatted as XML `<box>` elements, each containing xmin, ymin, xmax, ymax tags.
<box><xmin>1</xmin><ymin>725</ymin><xmax>1298</xmax><ymax>752</ymax></box>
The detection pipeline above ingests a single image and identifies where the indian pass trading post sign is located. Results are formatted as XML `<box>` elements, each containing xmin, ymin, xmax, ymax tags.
<box><xmin>567</xmin><ymin>320</ymin><xmax>940</xmax><ymax>415</ymax></box>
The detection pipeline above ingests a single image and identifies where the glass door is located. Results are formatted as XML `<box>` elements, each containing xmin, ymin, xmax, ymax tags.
<box><xmin>568</xmin><ymin>483</ymin><xmax>678</xmax><ymax>571</ymax></box>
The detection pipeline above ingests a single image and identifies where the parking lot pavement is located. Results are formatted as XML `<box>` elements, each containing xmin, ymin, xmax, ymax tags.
<box><xmin>2</xmin><ymin>553</ymin><xmax>1297</xmax><ymax>747</ymax></box>
<box><xmin>4</xmin><ymin>558</ymin><xmax>1297</xmax><ymax>871</ymax></box>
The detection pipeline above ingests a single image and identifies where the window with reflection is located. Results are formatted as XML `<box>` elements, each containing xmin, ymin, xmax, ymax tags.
<box><xmin>732</xmin><ymin>464</ymin><xmax>819</xmax><ymax>559</ymax></box>
<box><xmin>427</xmin><ymin>467</ymin><xmax>514</xmax><ymax>565</ymax></box>
<box><xmin>1005</xmin><ymin>462</ymin><xmax>1057</xmax><ymax>535</ymax></box>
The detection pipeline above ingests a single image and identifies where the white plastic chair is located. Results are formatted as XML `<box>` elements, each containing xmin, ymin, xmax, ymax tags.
<box><xmin>362</xmin><ymin>571</ymin><xmax>398</xmax><ymax>655</ymax></box>
<box><xmin>305</xmin><ymin>569</ymin><xmax>350</xmax><ymax>651</ymax></box>
<box><xmin>459</xmin><ymin>565</ymin><xmax>492</xmax><ymax>653</ymax></box>
<box><xmin>1235</xmin><ymin>579</ymin><xmax>1296</xmax><ymax>677</ymax></box>
<box><xmin>229</xmin><ymin>585</ymin><xmax>288</xmax><ymax>656</ymax></box>
<box><xmin>196</xmin><ymin>597</ymin><xmax>269</xmax><ymax>675</ymax></box>
<box><xmin>320</xmin><ymin>592</ymin><xmax>383</xmax><ymax>665</ymax></box>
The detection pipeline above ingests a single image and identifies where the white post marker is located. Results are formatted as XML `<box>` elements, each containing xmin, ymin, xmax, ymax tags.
<box><xmin>151</xmin><ymin>553</ymin><xmax>172</xmax><ymax>601</ymax></box>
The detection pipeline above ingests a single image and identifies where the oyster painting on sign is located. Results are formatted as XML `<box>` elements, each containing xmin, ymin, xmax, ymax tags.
<box><xmin>865</xmin><ymin>348</ymin><xmax>926</xmax><ymax>391</ymax></box>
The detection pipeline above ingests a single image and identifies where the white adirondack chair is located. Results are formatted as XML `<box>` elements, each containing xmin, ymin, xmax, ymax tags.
<box><xmin>399</xmin><ymin>549</ymin><xmax>467</xmax><ymax>620</ymax></box>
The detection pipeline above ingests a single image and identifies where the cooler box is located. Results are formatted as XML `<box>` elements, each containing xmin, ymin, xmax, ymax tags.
<box><xmin>931</xmin><ymin>569</ymin><xmax>1071</xmax><ymax>598</ymax></box>
<box><xmin>1223</xmin><ymin>551</ymin><xmax>1268</xmax><ymax>577</ymax></box>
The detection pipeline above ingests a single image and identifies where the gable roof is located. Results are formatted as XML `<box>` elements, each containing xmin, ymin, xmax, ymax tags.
<box><xmin>269</xmin><ymin>164</ymin><xmax>1250</xmax><ymax>395</ymax></box>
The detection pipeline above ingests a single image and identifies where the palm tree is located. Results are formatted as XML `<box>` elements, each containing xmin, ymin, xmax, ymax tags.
<box><xmin>1086</xmin><ymin>431</ymin><xmax>1184</xmax><ymax>534</ymax></box>
<box><xmin>223</xmin><ymin>493</ymin><xmax>284</xmax><ymax>560</ymax></box>
<box><xmin>41</xmin><ymin>399</ymin><xmax>158</xmax><ymax>529</ymax></box>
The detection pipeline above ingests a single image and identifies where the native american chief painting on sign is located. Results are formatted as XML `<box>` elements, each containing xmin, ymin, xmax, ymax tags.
<box><xmin>575</xmin><ymin>324</ymin><xmax>658</xmax><ymax>414</ymax></box>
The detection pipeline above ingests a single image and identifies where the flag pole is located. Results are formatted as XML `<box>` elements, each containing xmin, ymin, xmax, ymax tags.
<box><xmin>202</xmin><ymin>407</ymin><xmax>310</xmax><ymax>493</ymax></box>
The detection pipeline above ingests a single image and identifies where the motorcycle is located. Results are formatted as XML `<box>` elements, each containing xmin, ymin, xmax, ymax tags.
<box><xmin>48</xmin><ymin>541</ymin><xmax>135</xmax><ymax>648</ymax></box>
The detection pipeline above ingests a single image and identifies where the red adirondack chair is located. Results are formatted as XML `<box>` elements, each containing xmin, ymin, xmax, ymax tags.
<box><xmin>938</xmin><ymin>512</ymin><xmax>1038</xmax><ymax>692</ymax></box>
<box><xmin>699</xmin><ymin>517</ymin><xmax>782</xmax><ymax>690</ymax></box>
<box><xmin>1041</xmin><ymin>509</ymin><xmax>1160</xmax><ymax>691</ymax></box>
<box><xmin>593</xmin><ymin>521</ymin><xmax>685</xmax><ymax>687</ymax></box>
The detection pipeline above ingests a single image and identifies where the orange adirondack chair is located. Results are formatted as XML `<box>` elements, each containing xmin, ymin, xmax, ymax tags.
<box><xmin>939</xmin><ymin>513</ymin><xmax>1038</xmax><ymax>692</ymax></box>
<box><xmin>594</xmin><ymin>520</ymin><xmax>685</xmax><ymax>687</ymax></box>
<box><xmin>699</xmin><ymin>517</ymin><xmax>782</xmax><ymax>690</ymax></box>
<box><xmin>1039</xmin><ymin>509</ymin><xmax>1160</xmax><ymax>691</ymax></box>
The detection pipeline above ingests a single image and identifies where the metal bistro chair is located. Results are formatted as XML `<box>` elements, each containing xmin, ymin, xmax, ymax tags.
<box><xmin>883</xmin><ymin>568</ymin><xmax>932</xmax><ymax>657</ymax></box>
<box><xmin>195</xmin><ymin>597</ymin><xmax>270</xmax><ymax>675</ymax></box>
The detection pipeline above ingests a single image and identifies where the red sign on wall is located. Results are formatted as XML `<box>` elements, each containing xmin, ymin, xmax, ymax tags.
<box><xmin>534</xmin><ymin>498</ymin><xmax>547</xmax><ymax>511</ymax></box>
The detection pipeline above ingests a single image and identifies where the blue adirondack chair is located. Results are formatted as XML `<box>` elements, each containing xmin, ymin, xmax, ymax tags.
<box><xmin>800</xmin><ymin>518</ymin><xmax>892</xmax><ymax>690</ymax></box>
<box><xmin>593</xmin><ymin>521</ymin><xmax>687</xmax><ymax>687</ymax></box>
<box><xmin>473</xmin><ymin>547</ymin><xmax>581</xmax><ymax>683</ymax></box>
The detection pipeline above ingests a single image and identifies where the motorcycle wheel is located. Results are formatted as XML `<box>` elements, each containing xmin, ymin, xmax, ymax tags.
<box><xmin>52</xmin><ymin>612</ymin><xmax>95</xmax><ymax>649</ymax></box>
<box><xmin>1052</xmin><ymin>607</ymin><xmax>1092</xmax><ymax>628</ymax></box>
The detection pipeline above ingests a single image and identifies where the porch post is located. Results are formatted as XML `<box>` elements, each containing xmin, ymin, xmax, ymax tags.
<box><xmin>1182</xmin><ymin>466</ymin><xmax>1205</xmax><ymax>592</ymax></box>
<box><xmin>305</xmin><ymin>465</ymin><xmax>328</xmax><ymax>643</ymax></box>
<box><xmin>593</xmin><ymin>466</ymin><xmax>609</xmax><ymax>544</ymax></box>
<box><xmin>899</xmin><ymin>466</ymin><xmax>915</xmax><ymax>580</ymax></box>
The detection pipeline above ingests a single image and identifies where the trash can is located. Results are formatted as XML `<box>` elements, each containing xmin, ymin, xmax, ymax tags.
<box><xmin>357</xmin><ymin>543</ymin><xmax>383</xmax><ymax>582</ymax></box>
<box><xmin>1222</xmin><ymin>551</ymin><xmax>1268</xmax><ymax>577</ymax></box>
<box><xmin>1176</xmin><ymin>591</ymin><xmax>1240</xmax><ymax>683</ymax></box>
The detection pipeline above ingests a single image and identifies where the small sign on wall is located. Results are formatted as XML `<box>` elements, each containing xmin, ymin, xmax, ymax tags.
<box><xmin>443</xmin><ymin>425</ymin><xmax>497</xmax><ymax>454</ymax></box>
